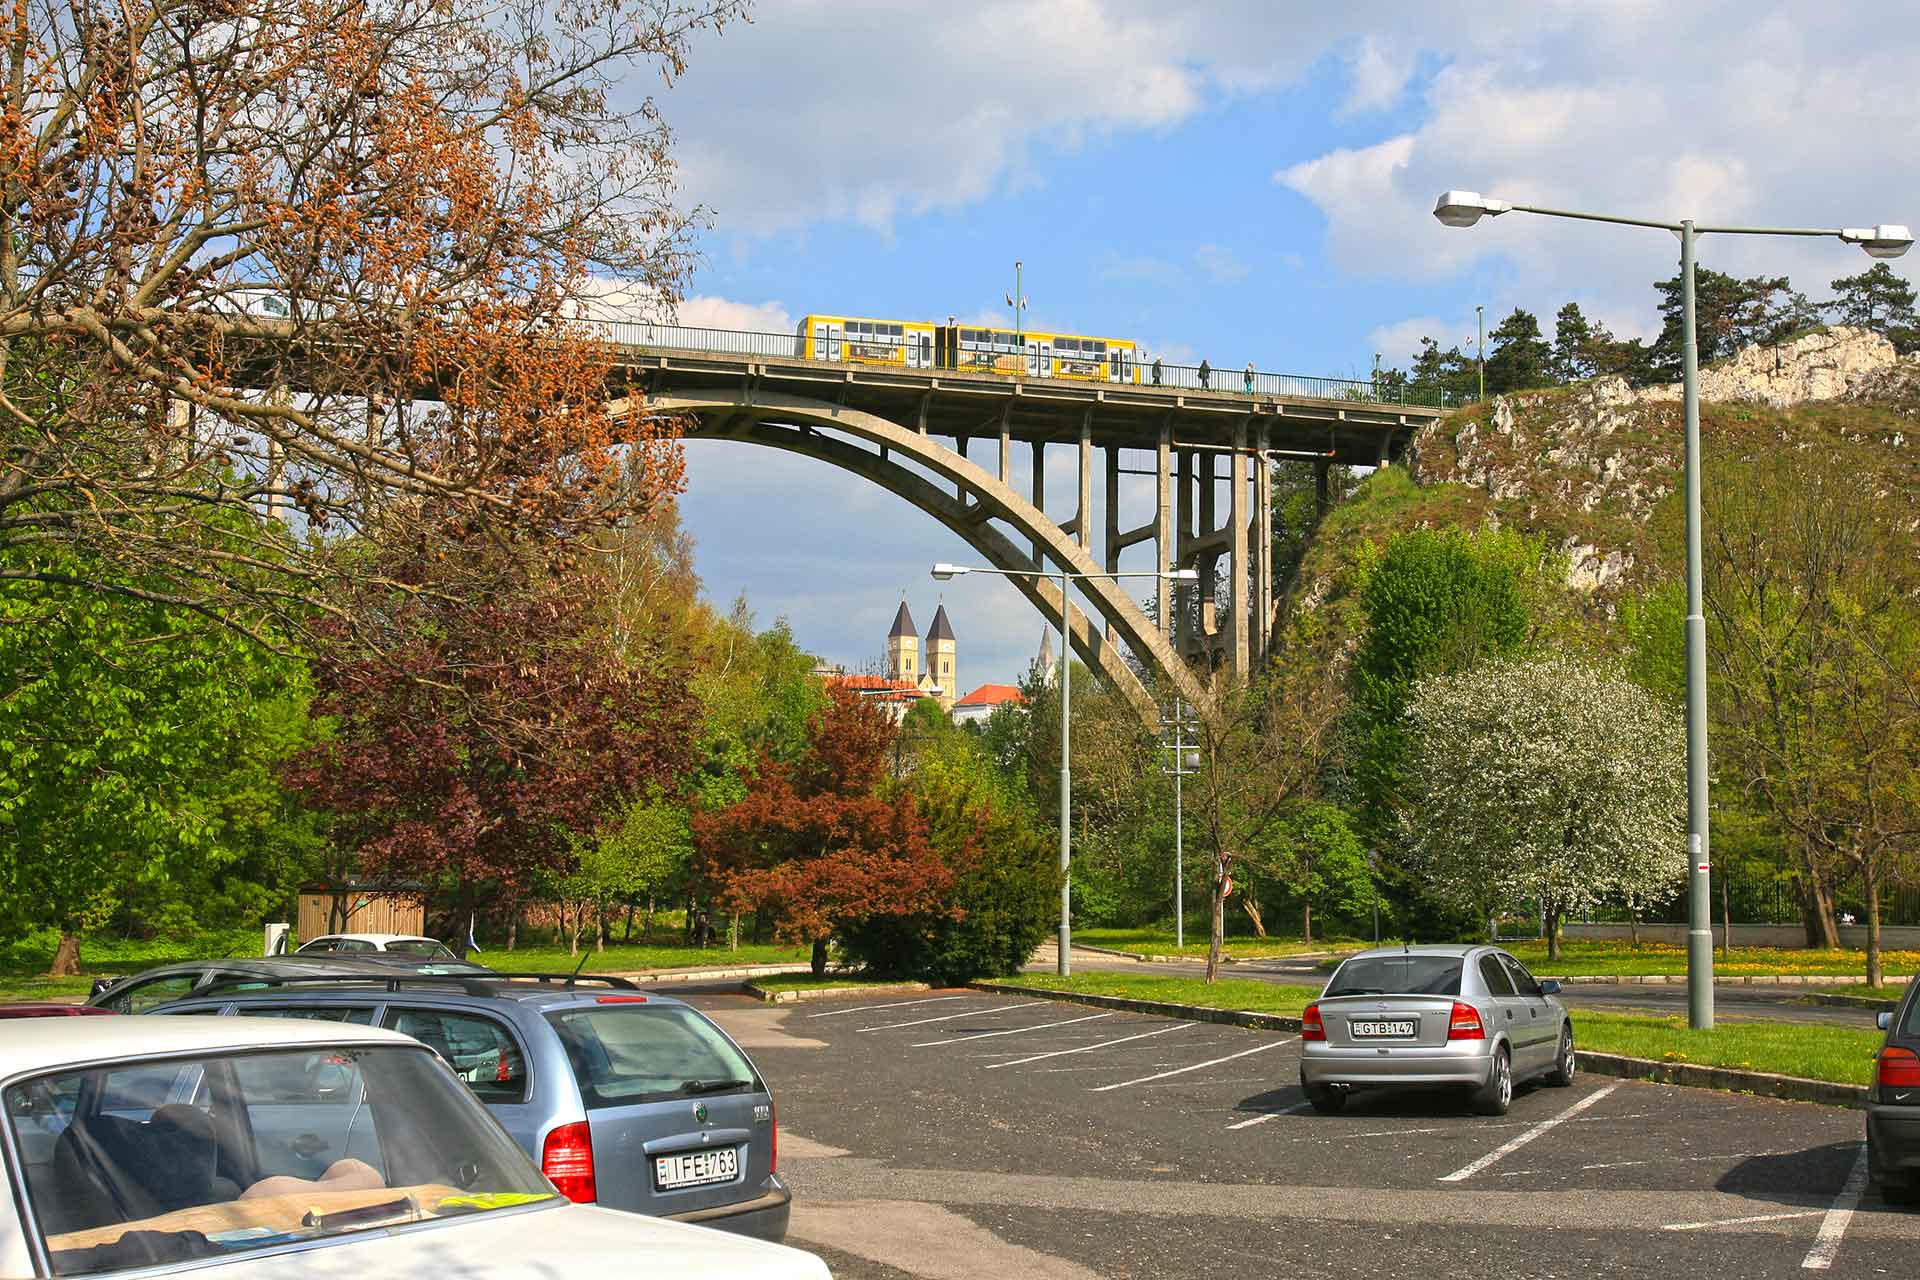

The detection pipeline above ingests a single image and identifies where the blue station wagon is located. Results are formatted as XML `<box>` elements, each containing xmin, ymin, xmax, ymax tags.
<box><xmin>147</xmin><ymin>973</ymin><xmax>791</xmax><ymax>1241</ymax></box>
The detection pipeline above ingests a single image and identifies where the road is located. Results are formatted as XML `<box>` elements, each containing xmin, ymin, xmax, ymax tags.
<box><xmin>1035</xmin><ymin>947</ymin><xmax>1888</xmax><ymax>1029</ymax></box>
<box><xmin>686</xmin><ymin>988</ymin><xmax>1918</xmax><ymax>1280</ymax></box>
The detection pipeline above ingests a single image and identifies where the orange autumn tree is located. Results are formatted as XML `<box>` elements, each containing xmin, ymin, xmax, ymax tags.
<box><xmin>0</xmin><ymin>0</ymin><xmax>745</xmax><ymax>639</ymax></box>
<box><xmin>694</xmin><ymin>685</ymin><xmax>957</xmax><ymax>977</ymax></box>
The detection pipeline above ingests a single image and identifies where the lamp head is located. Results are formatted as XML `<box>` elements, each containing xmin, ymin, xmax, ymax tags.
<box><xmin>1433</xmin><ymin>190</ymin><xmax>1511</xmax><ymax>228</ymax></box>
<box><xmin>1167</xmin><ymin>568</ymin><xmax>1201</xmax><ymax>582</ymax></box>
<box><xmin>1841</xmin><ymin>225</ymin><xmax>1913</xmax><ymax>260</ymax></box>
<box><xmin>930</xmin><ymin>563</ymin><xmax>968</xmax><ymax>581</ymax></box>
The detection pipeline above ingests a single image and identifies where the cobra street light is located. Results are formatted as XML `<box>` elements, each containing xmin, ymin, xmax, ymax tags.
<box><xmin>1433</xmin><ymin>187</ymin><xmax>1911</xmax><ymax>1030</ymax></box>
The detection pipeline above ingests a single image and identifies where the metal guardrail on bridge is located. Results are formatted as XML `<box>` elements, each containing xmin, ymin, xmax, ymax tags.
<box><xmin>586</xmin><ymin>318</ymin><xmax>1452</xmax><ymax>410</ymax></box>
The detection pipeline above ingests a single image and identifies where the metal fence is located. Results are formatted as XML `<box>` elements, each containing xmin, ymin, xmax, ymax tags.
<box><xmin>577</xmin><ymin>318</ymin><xmax>1452</xmax><ymax>409</ymax></box>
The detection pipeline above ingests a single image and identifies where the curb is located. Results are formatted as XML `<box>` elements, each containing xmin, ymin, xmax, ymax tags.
<box><xmin>973</xmin><ymin>981</ymin><xmax>1302</xmax><ymax>1033</ymax></box>
<box><xmin>1544</xmin><ymin>972</ymin><xmax>1913</xmax><ymax>986</ymax></box>
<box><xmin>1577</xmin><ymin>1051</ymin><xmax>1867</xmax><ymax>1108</ymax></box>
<box><xmin>978</xmin><ymin>982</ymin><xmax>1865</xmax><ymax>1108</ymax></box>
<box><xmin>606</xmin><ymin>963</ymin><xmax>815</xmax><ymax>985</ymax></box>
<box><xmin>744</xmin><ymin>981</ymin><xmax>929</xmax><ymax>1004</ymax></box>
<box><xmin>1801</xmin><ymin>991</ymin><xmax>1900</xmax><ymax>1010</ymax></box>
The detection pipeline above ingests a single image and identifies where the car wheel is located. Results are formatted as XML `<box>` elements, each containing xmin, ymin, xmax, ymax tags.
<box><xmin>1545</xmin><ymin>1027</ymin><xmax>1576</xmax><ymax>1087</ymax></box>
<box><xmin>1470</xmin><ymin>1046</ymin><xmax>1512</xmax><ymax>1116</ymax></box>
<box><xmin>1882</xmin><ymin>1176</ymin><xmax>1920</xmax><ymax>1208</ymax></box>
<box><xmin>1302</xmin><ymin>1076</ymin><xmax>1347</xmax><ymax>1115</ymax></box>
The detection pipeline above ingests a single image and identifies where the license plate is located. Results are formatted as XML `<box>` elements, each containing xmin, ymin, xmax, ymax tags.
<box><xmin>654</xmin><ymin>1146</ymin><xmax>739</xmax><ymax>1190</ymax></box>
<box><xmin>1351</xmin><ymin>1019</ymin><xmax>1416</xmax><ymax>1038</ymax></box>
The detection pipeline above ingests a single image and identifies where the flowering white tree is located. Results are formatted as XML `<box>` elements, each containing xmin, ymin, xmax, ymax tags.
<box><xmin>1400</xmin><ymin>656</ymin><xmax>1686</xmax><ymax>960</ymax></box>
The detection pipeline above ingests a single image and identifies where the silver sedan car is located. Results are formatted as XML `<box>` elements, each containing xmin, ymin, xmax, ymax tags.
<box><xmin>1298</xmin><ymin>944</ymin><xmax>1575</xmax><ymax>1116</ymax></box>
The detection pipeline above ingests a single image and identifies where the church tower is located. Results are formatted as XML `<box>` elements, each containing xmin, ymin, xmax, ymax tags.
<box><xmin>926</xmin><ymin>604</ymin><xmax>957</xmax><ymax>711</ymax></box>
<box><xmin>885</xmin><ymin>600</ymin><xmax>919</xmax><ymax>686</ymax></box>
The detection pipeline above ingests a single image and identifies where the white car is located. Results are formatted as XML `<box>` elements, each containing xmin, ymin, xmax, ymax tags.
<box><xmin>293</xmin><ymin>934</ymin><xmax>460</xmax><ymax>960</ymax></box>
<box><xmin>0</xmin><ymin>1017</ymin><xmax>830</xmax><ymax>1279</ymax></box>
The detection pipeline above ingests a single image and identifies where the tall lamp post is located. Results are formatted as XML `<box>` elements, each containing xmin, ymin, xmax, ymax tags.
<box><xmin>932</xmin><ymin>562</ymin><xmax>1199</xmax><ymax>975</ymax></box>
<box><xmin>1432</xmin><ymin>190</ymin><xmax>1911</xmax><ymax>1030</ymax></box>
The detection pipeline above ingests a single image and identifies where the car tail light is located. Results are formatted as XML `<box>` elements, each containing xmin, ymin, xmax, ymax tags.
<box><xmin>1879</xmin><ymin>1046</ymin><xmax>1920</xmax><ymax>1089</ymax></box>
<box><xmin>1447</xmin><ymin>1001</ymin><xmax>1485</xmax><ymax>1040</ymax></box>
<box><xmin>541</xmin><ymin>1122</ymin><xmax>596</xmax><ymax>1203</ymax></box>
<box><xmin>595</xmin><ymin>995</ymin><xmax>648</xmax><ymax>1004</ymax></box>
<box><xmin>770</xmin><ymin>1101</ymin><xmax>779</xmax><ymax>1174</ymax></box>
<box><xmin>1301</xmin><ymin>1003</ymin><xmax>1325</xmax><ymax>1041</ymax></box>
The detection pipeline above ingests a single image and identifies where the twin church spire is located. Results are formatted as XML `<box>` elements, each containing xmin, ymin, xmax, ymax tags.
<box><xmin>885</xmin><ymin>599</ymin><xmax>957</xmax><ymax>711</ymax></box>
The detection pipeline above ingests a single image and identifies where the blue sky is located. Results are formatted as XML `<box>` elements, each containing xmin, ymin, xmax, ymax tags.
<box><xmin>642</xmin><ymin>1</ymin><xmax>1920</xmax><ymax>689</ymax></box>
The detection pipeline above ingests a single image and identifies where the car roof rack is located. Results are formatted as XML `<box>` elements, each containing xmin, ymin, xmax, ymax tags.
<box><xmin>194</xmin><ymin>971</ymin><xmax>643</xmax><ymax>998</ymax></box>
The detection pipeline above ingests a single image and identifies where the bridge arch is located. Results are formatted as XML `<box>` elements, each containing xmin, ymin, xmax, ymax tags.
<box><xmin>623</xmin><ymin>386</ymin><xmax>1210</xmax><ymax>726</ymax></box>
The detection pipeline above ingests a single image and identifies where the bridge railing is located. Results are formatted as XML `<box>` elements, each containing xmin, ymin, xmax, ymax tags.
<box><xmin>581</xmin><ymin>318</ymin><xmax>1452</xmax><ymax>409</ymax></box>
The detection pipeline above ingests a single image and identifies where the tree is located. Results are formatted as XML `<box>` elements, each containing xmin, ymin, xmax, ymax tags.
<box><xmin>693</xmin><ymin>684</ymin><xmax>955</xmax><ymax>976</ymax></box>
<box><xmin>559</xmin><ymin>791</ymin><xmax>694</xmax><ymax>953</ymax></box>
<box><xmin>0</xmin><ymin>547</ymin><xmax>308</xmax><ymax>973</ymax></box>
<box><xmin>0</xmin><ymin>0</ymin><xmax>741</xmax><ymax>642</ymax></box>
<box><xmin>1829</xmin><ymin>263</ymin><xmax>1920</xmax><ymax>352</ymax></box>
<box><xmin>1650</xmin><ymin>267</ymin><xmax>1806</xmax><ymax>375</ymax></box>
<box><xmin>1400</xmin><ymin>656</ymin><xmax>1687</xmax><ymax>961</ymax></box>
<box><xmin>288</xmin><ymin>550</ymin><xmax>699</xmax><ymax>949</ymax></box>
<box><xmin>1484</xmin><ymin>308</ymin><xmax>1552</xmax><ymax>395</ymax></box>
<box><xmin>1187</xmin><ymin>657</ymin><xmax>1343</xmax><ymax>982</ymax></box>
<box><xmin>1242</xmin><ymin>802</ymin><xmax>1372</xmax><ymax>944</ymax></box>
<box><xmin>1550</xmin><ymin>303</ymin><xmax>1595</xmax><ymax>382</ymax></box>
<box><xmin>1703</xmin><ymin>453</ymin><xmax>1920</xmax><ymax>985</ymax></box>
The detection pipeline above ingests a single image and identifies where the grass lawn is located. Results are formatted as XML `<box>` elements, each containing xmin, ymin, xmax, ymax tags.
<box><xmin>1501</xmin><ymin>939</ymin><xmax>1920</xmax><ymax>978</ymax></box>
<box><xmin>985</xmin><ymin>971</ymin><xmax>1317</xmax><ymax>1018</ymax></box>
<box><xmin>1806</xmin><ymin>984</ymin><xmax>1909</xmax><ymax>1000</ymax></box>
<box><xmin>749</xmin><ymin>973</ymin><xmax>920</xmax><ymax>993</ymax></box>
<box><xmin>480</xmin><ymin>942</ymin><xmax>810</xmax><ymax>973</ymax></box>
<box><xmin>1074</xmin><ymin>927</ymin><xmax>1373</xmax><ymax>961</ymax></box>
<box><xmin>1573</xmin><ymin>1010</ymin><xmax>1884</xmax><ymax>1087</ymax></box>
<box><xmin>0</xmin><ymin>976</ymin><xmax>96</xmax><ymax>1004</ymax></box>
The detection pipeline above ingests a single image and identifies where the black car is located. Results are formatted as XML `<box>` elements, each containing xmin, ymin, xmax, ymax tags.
<box><xmin>85</xmin><ymin>954</ymin><xmax>488</xmax><ymax>1013</ymax></box>
<box><xmin>1869</xmin><ymin>982</ymin><xmax>1920</xmax><ymax>1205</ymax></box>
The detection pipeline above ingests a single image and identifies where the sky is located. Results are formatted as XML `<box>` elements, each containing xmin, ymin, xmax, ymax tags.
<box><xmin>640</xmin><ymin>0</ymin><xmax>1920</xmax><ymax>689</ymax></box>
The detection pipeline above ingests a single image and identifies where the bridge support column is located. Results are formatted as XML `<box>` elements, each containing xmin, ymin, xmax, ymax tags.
<box><xmin>1076</xmin><ymin>412</ymin><xmax>1092</xmax><ymax>553</ymax></box>
<box><xmin>1104</xmin><ymin>444</ymin><xmax>1121</xmax><ymax>651</ymax></box>
<box><xmin>1155</xmin><ymin>423</ymin><xmax>1172</xmax><ymax>643</ymax></box>
<box><xmin>1256</xmin><ymin>423</ymin><xmax>1273</xmax><ymax>669</ymax></box>
<box><xmin>1030</xmin><ymin>440</ymin><xmax>1046</xmax><ymax>566</ymax></box>
<box><xmin>1230</xmin><ymin>421</ymin><xmax>1249</xmax><ymax>678</ymax></box>
<box><xmin>1176</xmin><ymin>448</ymin><xmax>1194</xmax><ymax>660</ymax></box>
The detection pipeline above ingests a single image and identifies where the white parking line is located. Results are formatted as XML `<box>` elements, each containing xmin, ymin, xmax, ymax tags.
<box><xmin>1437</xmin><ymin>1083</ymin><xmax>1620</xmax><ymax>1182</ymax></box>
<box><xmin>807</xmin><ymin>995</ymin><xmax>970</xmax><ymax>1018</ymax></box>
<box><xmin>1662</xmin><ymin>1210</ymin><xmax>1826</xmax><ymax>1232</ymax></box>
<box><xmin>1226</xmin><ymin>1101</ymin><xmax>1312</xmax><ymax>1130</ymax></box>
<box><xmin>987</xmin><ymin>1021</ymin><xmax>1193</xmax><ymax>1069</ymax></box>
<box><xmin>1801</xmin><ymin>1143</ymin><xmax>1869</xmax><ymax>1270</ymax></box>
<box><xmin>854</xmin><ymin>1001</ymin><xmax>1044</xmax><ymax>1033</ymax></box>
<box><xmin>1090</xmin><ymin>1038</ymin><xmax>1296</xmax><ymax>1092</ymax></box>
<box><xmin>911</xmin><ymin>1012</ymin><xmax>1112</xmax><ymax>1048</ymax></box>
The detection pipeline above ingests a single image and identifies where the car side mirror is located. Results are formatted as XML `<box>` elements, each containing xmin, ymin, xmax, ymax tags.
<box><xmin>1878</xmin><ymin>1012</ymin><xmax>1893</xmax><ymax>1031</ymax></box>
<box><xmin>1538</xmin><ymin>980</ymin><xmax>1561</xmax><ymax>996</ymax></box>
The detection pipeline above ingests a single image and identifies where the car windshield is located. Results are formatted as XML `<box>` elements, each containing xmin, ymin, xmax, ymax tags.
<box><xmin>1325</xmin><ymin>955</ymin><xmax>1464</xmax><ymax>997</ymax></box>
<box><xmin>383</xmin><ymin>940</ymin><xmax>456</xmax><ymax>959</ymax></box>
<box><xmin>5</xmin><ymin>1045</ymin><xmax>555</xmax><ymax>1276</ymax></box>
<box><xmin>546</xmin><ymin>1005</ymin><xmax>760</xmax><ymax>1108</ymax></box>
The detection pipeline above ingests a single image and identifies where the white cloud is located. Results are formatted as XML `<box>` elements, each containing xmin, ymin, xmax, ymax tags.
<box><xmin>676</xmin><ymin>296</ymin><xmax>795</xmax><ymax>334</ymax></box>
<box><xmin>1367</xmin><ymin>315</ymin><xmax>1453</xmax><ymax>365</ymax></box>
<box><xmin>1195</xmin><ymin>244</ymin><xmax>1250</xmax><ymax>283</ymax></box>
<box><xmin>1342</xmin><ymin>36</ymin><xmax>1413</xmax><ymax>115</ymax></box>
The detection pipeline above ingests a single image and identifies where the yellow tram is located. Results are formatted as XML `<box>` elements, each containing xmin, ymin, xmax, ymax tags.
<box><xmin>797</xmin><ymin>314</ymin><xmax>1141</xmax><ymax>384</ymax></box>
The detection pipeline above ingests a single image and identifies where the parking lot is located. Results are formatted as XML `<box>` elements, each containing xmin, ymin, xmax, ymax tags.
<box><xmin>689</xmin><ymin>988</ymin><xmax>1920</xmax><ymax>1279</ymax></box>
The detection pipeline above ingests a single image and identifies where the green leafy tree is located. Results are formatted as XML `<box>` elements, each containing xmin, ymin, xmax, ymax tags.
<box><xmin>1551</xmin><ymin>303</ymin><xmax>1595</xmax><ymax>382</ymax></box>
<box><xmin>1244</xmin><ymin>802</ymin><xmax>1373</xmax><ymax>943</ymax></box>
<box><xmin>1829</xmin><ymin>262</ymin><xmax>1920</xmax><ymax>352</ymax></box>
<box><xmin>1401</xmin><ymin>656</ymin><xmax>1688</xmax><ymax>960</ymax></box>
<box><xmin>1484</xmin><ymin>308</ymin><xmax>1552</xmax><ymax>394</ymax></box>
<box><xmin>1650</xmin><ymin>267</ymin><xmax>1807</xmax><ymax>375</ymax></box>
<box><xmin>0</xmin><ymin>557</ymin><xmax>308</xmax><ymax>973</ymax></box>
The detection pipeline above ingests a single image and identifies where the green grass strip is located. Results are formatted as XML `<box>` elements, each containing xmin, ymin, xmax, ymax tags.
<box><xmin>1502</xmin><ymin>940</ymin><xmax>1920</xmax><ymax>977</ymax></box>
<box><xmin>1073</xmin><ymin>928</ymin><xmax>1372</xmax><ymax>961</ymax></box>
<box><xmin>1572</xmin><ymin>1010</ymin><xmax>1884</xmax><ymax>1087</ymax></box>
<box><xmin>748</xmin><ymin>974</ymin><xmax>918</xmax><ymax>993</ymax></box>
<box><xmin>0</xmin><ymin>976</ymin><xmax>97</xmax><ymax>1004</ymax></box>
<box><xmin>984</xmin><ymin>971</ymin><xmax>1316</xmax><ymax>1018</ymax></box>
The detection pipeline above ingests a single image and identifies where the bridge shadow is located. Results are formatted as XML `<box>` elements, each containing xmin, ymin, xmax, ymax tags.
<box><xmin>1716</xmin><ymin>1142</ymin><xmax>1915</xmax><ymax>1213</ymax></box>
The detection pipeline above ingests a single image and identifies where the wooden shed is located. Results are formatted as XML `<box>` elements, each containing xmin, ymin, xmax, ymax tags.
<box><xmin>296</xmin><ymin>885</ymin><xmax>425</xmax><ymax>943</ymax></box>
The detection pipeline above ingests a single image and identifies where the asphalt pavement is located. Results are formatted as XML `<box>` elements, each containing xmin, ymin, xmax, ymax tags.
<box><xmin>686</xmin><ymin>987</ymin><xmax>1920</xmax><ymax>1280</ymax></box>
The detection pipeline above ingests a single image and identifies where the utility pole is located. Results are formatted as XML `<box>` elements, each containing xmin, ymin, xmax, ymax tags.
<box><xmin>1160</xmin><ymin>699</ymin><xmax>1199</xmax><ymax>951</ymax></box>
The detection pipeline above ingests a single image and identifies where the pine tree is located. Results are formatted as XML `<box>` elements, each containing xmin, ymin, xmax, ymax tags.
<box><xmin>1829</xmin><ymin>263</ymin><xmax>1920</xmax><ymax>352</ymax></box>
<box><xmin>1484</xmin><ymin>308</ymin><xmax>1551</xmax><ymax>394</ymax></box>
<box><xmin>1551</xmin><ymin>303</ymin><xmax>1594</xmax><ymax>382</ymax></box>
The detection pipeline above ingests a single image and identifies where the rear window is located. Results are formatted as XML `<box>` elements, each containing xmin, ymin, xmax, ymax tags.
<box><xmin>546</xmin><ymin>1006</ymin><xmax>760</xmax><ymax>1109</ymax></box>
<box><xmin>1325</xmin><ymin>955</ymin><xmax>1464</xmax><ymax>998</ymax></box>
<box><xmin>383</xmin><ymin>940</ymin><xmax>455</xmax><ymax>959</ymax></box>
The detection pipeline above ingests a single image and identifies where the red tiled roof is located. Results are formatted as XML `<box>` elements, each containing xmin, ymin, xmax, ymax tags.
<box><xmin>830</xmin><ymin>674</ymin><xmax>933</xmax><ymax>703</ymax></box>
<box><xmin>955</xmin><ymin>683</ymin><xmax>1023</xmax><ymax>708</ymax></box>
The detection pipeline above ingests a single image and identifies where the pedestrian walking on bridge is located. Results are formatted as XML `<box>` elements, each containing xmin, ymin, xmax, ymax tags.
<box><xmin>1244</xmin><ymin>362</ymin><xmax>1255</xmax><ymax>394</ymax></box>
<box><xmin>1198</xmin><ymin>358</ymin><xmax>1211</xmax><ymax>389</ymax></box>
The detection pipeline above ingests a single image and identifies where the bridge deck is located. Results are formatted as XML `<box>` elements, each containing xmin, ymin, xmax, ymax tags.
<box><xmin>616</xmin><ymin>343</ymin><xmax>1447</xmax><ymax>467</ymax></box>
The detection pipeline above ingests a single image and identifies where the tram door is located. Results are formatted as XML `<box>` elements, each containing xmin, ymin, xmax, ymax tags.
<box><xmin>814</xmin><ymin>321</ymin><xmax>842</xmax><ymax>361</ymax></box>
<box><xmin>1029</xmin><ymin>339</ymin><xmax>1052</xmax><ymax>378</ymax></box>
<box><xmin>908</xmin><ymin>332</ymin><xmax>931</xmax><ymax>369</ymax></box>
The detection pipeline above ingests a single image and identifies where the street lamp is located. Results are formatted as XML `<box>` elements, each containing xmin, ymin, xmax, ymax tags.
<box><xmin>1433</xmin><ymin>188</ymin><xmax>1911</xmax><ymax>1031</ymax></box>
<box><xmin>932</xmin><ymin>561</ymin><xmax>1200</xmax><ymax>975</ymax></box>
